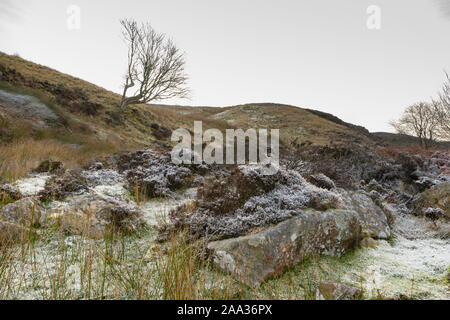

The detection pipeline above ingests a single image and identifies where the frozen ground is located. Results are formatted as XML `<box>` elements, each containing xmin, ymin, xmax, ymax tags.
<box><xmin>345</xmin><ymin>234</ymin><xmax>449</xmax><ymax>299</ymax></box>
<box><xmin>5</xmin><ymin>173</ymin><xmax>449</xmax><ymax>300</ymax></box>
<box><xmin>13</xmin><ymin>174</ymin><xmax>50</xmax><ymax>196</ymax></box>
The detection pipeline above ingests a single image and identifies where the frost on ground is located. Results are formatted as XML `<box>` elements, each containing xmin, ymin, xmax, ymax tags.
<box><xmin>352</xmin><ymin>236</ymin><xmax>449</xmax><ymax>299</ymax></box>
<box><xmin>13</xmin><ymin>174</ymin><xmax>50</xmax><ymax>196</ymax></box>
<box><xmin>0</xmin><ymin>191</ymin><xmax>196</xmax><ymax>300</ymax></box>
<box><xmin>0</xmin><ymin>165</ymin><xmax>197</xmax><ymax>299</ymax></box>
<box><xmin>141</xmin><ymin>188</ymin><xmax>196</xmax><ymax>227</ymax></box>
<box><xmin>341</xmin><ymin>212</ymin><xmax>450</xmax><ymax>300</ymax></box>
<box><xmin>2</xmin><ymin>147</ymin><xmax>449</xmax><ymax>300</ymax></box>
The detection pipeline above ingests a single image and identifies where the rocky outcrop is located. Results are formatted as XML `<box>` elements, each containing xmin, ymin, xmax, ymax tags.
<box><xmin>207</xmin><ymin>209</ymin><xmax>361</xmax><ymax>287</ymax></box>
<box><xmin>412</xmin><ymin>182</ymin><xmax>449</xmax><ymax>218</ymax></box>
<box><xmin>206</xmin><ymin>187</ymin><xmax>393</xmax><ymax>287</ymax></box>
<box><xmin>46</xmin><ymin>193</ymin><xmax>145</xmax><ymax>238</ymax></box>
<box><xmin>0</xmin><ymin>197</ymin><xmax>46</xmax><ymax>226</ymax></box>
<box><xmin>161</xmin><ymin>165</ymin><xmax>345</xmax><ymax>241</ymax></box>
<box><xmin>343</xmin><ymin>191</ymin><xmax>391</xmax><ymax>239</ymax></box>
<box><xmin>0</xmin><ymin>89</ymin><xmax>60</xmax><ymax>128</ymax></box>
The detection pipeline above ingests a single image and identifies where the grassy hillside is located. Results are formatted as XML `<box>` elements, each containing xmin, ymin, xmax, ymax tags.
<box><xmin>0</xmin><ymin>52</ymin><xmax>378</xmax><ymax>180</ymax></box>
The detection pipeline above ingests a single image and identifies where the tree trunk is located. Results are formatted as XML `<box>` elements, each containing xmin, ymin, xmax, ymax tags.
<box><xmin>120</xmin><ymin>77</ymin><xmax>139</xmax><ymax>112</ymax></box>
<box><xmin>120</xmin><ymin>95</ymin><xmax>142</xmax><ymax>112</ymax></box>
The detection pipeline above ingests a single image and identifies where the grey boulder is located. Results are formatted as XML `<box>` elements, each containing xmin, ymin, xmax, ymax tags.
<box><xmin>207</xmin><ymin>209</ymin><xmax>361</xmax><ymax>287</ymax></box>
<box><xmin>343</xmin><ymin>191</ymin><xmax>391</xmax><ymax>239</ymax></box>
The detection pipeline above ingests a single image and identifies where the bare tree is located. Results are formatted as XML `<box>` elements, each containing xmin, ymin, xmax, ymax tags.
<box><xmin>119</xmin><ymin>19</ymin><xmax>190</xmax><ymax>112</ymax></box>
<box><xmin>390</xmin><ymin>102</ymin><xmax>439</xmax><ymax>148</ymax></box>
<box><xmin>434</xmin><ymin>71</ymin><xmax>450</xmax><ymax>140</ymax></box>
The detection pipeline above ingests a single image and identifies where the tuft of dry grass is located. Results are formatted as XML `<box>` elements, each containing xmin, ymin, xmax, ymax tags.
<box><xmin>0</xmin><ymin>225</ymin><xmax>241</xmax><ymax>300</ymax></box>
<box><xmin>0</xmin><ymin>137</ymin><xmax>125</xmax><ymax>182</ymax></box>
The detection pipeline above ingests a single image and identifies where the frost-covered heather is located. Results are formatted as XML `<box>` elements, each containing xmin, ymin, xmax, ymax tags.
<box><xmin>118</xmin><ymin>149</ymin><xmax>200</xmax><ymax>198</ymax></box>
<box><xmin>81</xmin><ymin>169</ymin><xmax>124</xmax><ymax>187</ymax></box>
<box><xmin>184</xmin><ymin>165</ymin><xmax>344</xmax><ymax>239</ymax></box>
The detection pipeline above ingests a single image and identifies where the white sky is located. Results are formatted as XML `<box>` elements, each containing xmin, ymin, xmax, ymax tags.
<box><xmin>1</xmin><ymin>0</ymin><xmax>449</xmax><ymax>132</ymax></box>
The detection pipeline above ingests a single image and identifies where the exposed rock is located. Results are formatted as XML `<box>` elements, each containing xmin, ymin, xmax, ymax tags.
<box><xmin>412</xmin><ymin>182</ymin><xmax>449</xmax><ymax>218</ymax></box>
<box><xmin>0</xmin><ymin>88</ymin><xmax>59</xmax><ymax>128</ymax></box>
<box><xmin>0</xmin><ymin>221</ymin><xmax>26</xmax><ymax>246</ymax></box>
<box><xmin>46</xmin><ymin>193</ymin><xmax>145</xmax><ymax>238</ymax></box>
<box><xmin>343</xmin><ymin>191</ymin><xmax>391</xmax><ymax>239</ymax></box>
<box><xmin>317</xmin><ymin>281</ymin><xmax>363</xmax><ymax>300</ymax></box>
<box><xmin>378</xmin><ymin>202</ymin><xmax>396</xmax><ymax>228</ymax></box>
<box><xmin>0</xmin><ymin>197</ymin><xmax>46</xmax><ymax>226</ymax></box>
<box><xmin>207</xmin><ymin>209</ymin><xmax>361</xmax><ymax>287</ymax></box>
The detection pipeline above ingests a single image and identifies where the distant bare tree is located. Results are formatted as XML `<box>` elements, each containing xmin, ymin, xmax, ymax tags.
<box><xmin>119</xmin><ymin>18</ymin><xmax>190</xmax><ymax>112</ymax></box>
<box><xmin>435</xmin><ymin>71</ymin><xmax>450</xmax><ymax>140</ymax></box>
<box><xmin>390</xmin><ymin>102</ymin><xmax>439</xmax><ymax>148</ymax></box>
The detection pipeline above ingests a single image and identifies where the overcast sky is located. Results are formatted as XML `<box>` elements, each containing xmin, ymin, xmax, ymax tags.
<box><xmin>1</xmin><ymin>0</ymin><xmax>449</xmax><ymax>132</ymax></box>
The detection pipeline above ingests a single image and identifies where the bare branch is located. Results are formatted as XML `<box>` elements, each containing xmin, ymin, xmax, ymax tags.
<box><xmin>119</xmin><ymin>19</ymin><xmax>190</xmax><ymax>112</ymax></box>
<box><xmin>390</xmin><ymin>102</ymin><xmax>441</xmax><ymax>148</ymax></box>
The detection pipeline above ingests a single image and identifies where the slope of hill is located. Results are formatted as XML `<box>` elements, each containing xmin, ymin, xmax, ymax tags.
<box><xmin>0</xmin><ymin>51</ymin><xmax>388</xmax><ymax>180</ymax></box>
